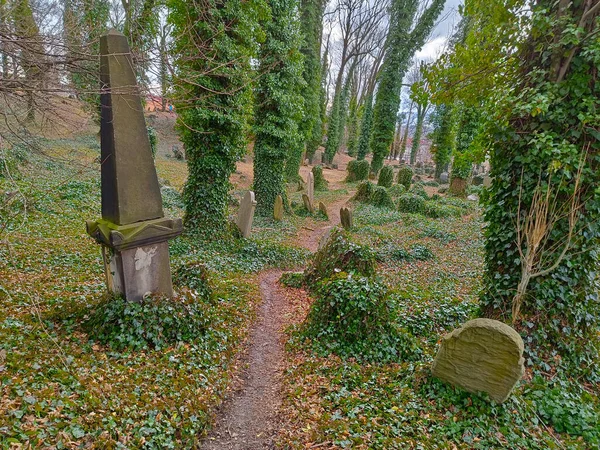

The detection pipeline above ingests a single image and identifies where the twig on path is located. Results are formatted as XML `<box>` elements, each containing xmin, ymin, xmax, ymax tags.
<box><xmin>302</xmin><ymin>226</ymin><xmax>315</xmax><ymax>231</ymax></box>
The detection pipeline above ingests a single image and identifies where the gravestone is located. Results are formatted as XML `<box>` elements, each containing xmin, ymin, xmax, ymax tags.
<box><xmin>236</xmin><ymin>191</ymin><xmax>257</xmax><ymax>238</ymax></box>
<box><xmin>302</xmin><ymin>194</ymin><xmax>314</xmax><ymax>214</ymax></box>
<box><xmin>340</xmin><ymin>207</ymin><xmax>353</xmax><ymax>230</ymax></box>
<box><xmin>307</xmin><ymin>172</ymin><xmax>315</xmax><ymax>205</ymax></box>
<box><xmin>86</xmin><ymin>30</ymin><xmax>182</xmax><ymax>302</ymax></box>
<box><xmin>483</xmin><ymin>176</ymin><xmax>493</xmax><ymax>188</ymax></box>
<box><xmin>318</xmin><ymin>201</ymin><xmax>328</xmax><ymax>219</ymax></box>
<box><xmin>273</xmin><ymin>194</ymin><xmax>284</xmax><ymax>221</ymax></box>
<box><xmin>304</xmin><ymin>158</ymin><xmax>309</xmax><ymax>166</ymax></box>
<box><xmin>440</xmin><ymin>172</ymin><xmax>449</xmax><ymax>184</ymax></box>
<box><xmin>472</xmin><ymin>175</ymin><xmax>484</xmax><ymax>186</ymax></box>
<box><xmin>432</xmin><ymin>318</ymin><xmax>525</xmax><ymax>403</ymax></box>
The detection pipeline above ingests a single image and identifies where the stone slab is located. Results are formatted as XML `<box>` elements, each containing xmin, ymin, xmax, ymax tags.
<box><xmin>236</xmin><ymin>191</ymin><xmax>257</xmax><ymax>238</ymax></box>
<box><xmin>307</xmin><ymin>172</ymin><xmax>315</xmax><ymax>204</ymax></box>
<box><xmin>432</xmin><ymin>318</ymin><xmax>525</xmax><ymax>403</ymax></box>
<box><xmin>318</xmin><ymin>201</ymin><xmax>328</xmax><ymax>219</ymax></box>
<box><xmin>273</xmin><ymin>194</ymin><xmax>284</xmax><ymax>221</ymax></box>
<box><xmin>340</xmin><ymin>207</ymin><xmax>353</xmax><ymax>229</ymax></box>
<box><xmin>440</xmin><ymin>172</ymin><xmax>449</xmax><ymax>184</ymax></box>
<box><xmin>302</xmin><ymin>194</ymin><xmax>314</xmax><ymax>214</ymax></box>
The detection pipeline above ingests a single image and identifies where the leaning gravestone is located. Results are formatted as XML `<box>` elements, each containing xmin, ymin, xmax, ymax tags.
<box><xmin>483</xmin><ymin>175</ymin><xmax>493</xmax><ymax>188</ymax></box>
<box><xmin>432</xmin><ymin>318</ymin><xmax>525</xmax><ymax>403</ymax></box>
<box><xmin>86</xmin><ymin>30</ymin><xmax>182</xmax><ymax>302</ymax></box>
<box><xmin>307</xmin><ymin>172</ymin><xmax>315</xmax><ymax>205</ymax></box>
<box><xmin>440</xmin><ymin>172</ymin><xmax>449</xmax><ymax>184</ymax></box>
<box><xmin>302</xmin><ymin>194</ymin><xmax>314</xmax><ymax>214</ymax></box>
<box><xmin>235</xmin><ymin>191</ymin><xmax>257</xmax><ymax>238</ymax></box>
<box><xmin>273</xmin><ymin>194</ymin><xmax>284</xmax><ymax>221</ymax></box>
<box><xmin>340</xmin><ymin>207</ymin><xmax>353</xmax><ymax>229</ymax></box>
<box><xmin>318</xmin><ymin>201</ymin><xmax>328</xmax><ymax>219</ymax></box>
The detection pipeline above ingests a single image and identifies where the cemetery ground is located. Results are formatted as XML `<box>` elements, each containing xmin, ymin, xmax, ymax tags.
<box><xmin>1</xmin><ymin>127</ymin><xmax>599</xmax><ymax>448</ymax></box>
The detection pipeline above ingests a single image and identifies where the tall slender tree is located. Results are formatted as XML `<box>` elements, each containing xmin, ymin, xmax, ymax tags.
<box><xmin>255</xmin><ymin>0</ymin><xmax>304</xmax><ymax>201</ymax></box>
<box><xmin>300</xmin><ymin>0</ymin><xmax>325</xmax><ymax>162</ymax></box>
<box><xmin>169</xmin><ymin>0</ymin><xmax>268</xmax><ymax>234</ymax></box>
<box><xmin>356</xmin><ymin>93</ymin><xmax>373</xmax><ymax>161</ymax></box>
<box><xmin>369</xmin><ymin>0</ymin><xmax>444</xmax><ymax>174</ymax></box>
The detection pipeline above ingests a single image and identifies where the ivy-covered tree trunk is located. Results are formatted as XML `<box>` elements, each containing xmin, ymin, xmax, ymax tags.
<box><xmin>169</xmin><ymin>0</ymin><xmax>267</xmax><ymax>235</ymax></box>
<box><xmin>369</xmin><ymin>0</ymin><xmax>444</xmax><ymax>174</ymax></box>
<box><xmin>430</xmin><ymin>103</ymin><xmax>456</xmax><ymax>181</ymax></box>
<box><xmin>257</xmin><ymin>0</ymin><xmax>304</xmax><ymax>210</ymax></box>
<box><xmin>482</xmin><ymin>0</ymin><xmax>600</xmax><ymax>366</ymax></box>
<box><xmin>346</xmin><ymin>93</ymin><xmax>359</xmax><ymax>157</ymax></box>
<box><xmin>409</xmin><ymin>102</ymin><xmax>427</xmax><ymax>165</ymax></box>
<box><xmin>449</xmin><ymin>105</ymin><xmax>479</xmax><ymax>195</ymax></box>
<box><xmin>356</xmin><ymin>94</ymin><xmax>373</xmax><ymax>161</ymax></box>
<box><xmin>300</xmin><ymin>0</ymin><xmax>324</xmax><ymax>161</ymax></box>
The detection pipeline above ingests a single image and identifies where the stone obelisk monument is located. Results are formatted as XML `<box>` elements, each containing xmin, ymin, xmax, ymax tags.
<box><xmin>86</xmin><ymin>30</ymin><xmax>182</xmax><ymax>301</ymax></box>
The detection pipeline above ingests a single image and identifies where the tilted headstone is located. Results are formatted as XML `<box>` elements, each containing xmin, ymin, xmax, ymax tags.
<box><xmin>273</xmin><ymin>194</ymin><xmax>284</xmax><ymax>221</ymax></box>
<box><xmin>86</xmin><ymin>30</ymin><xmax>182</xmax><ymax>302</ymax></box>
<box><xmin>307</xmin><ymin>172</ymin><xmax>315</xmax><ymax>205</ymax></box>
<box><xmin>440</xmin><ymin>172</ymin><xmax>449</xmax><ymax>184</ymax></box>
<box><xmin>236</xmin><ymin>191</ymin><xmax>257</xmax><ymax>238</ymax></box>
<box><xmin>302</xmin><ymin>194</ymin><xmax>314</xmax><ymax>214</ymax></box>
<box><xmin>318</xmin><ymin>201</ymin><xmax>328</xmax><ymax>219</ymax></box>
<box><xmin>483</xmin><ymin>176</ymin><xmax>493</xmax><ymax>188</ymax></box>
<box><xmin>432</xmin><ymin>318</ymin><xmax>525</xmax><ymax>403</ymax></box>
<box><xmin>340</xmin><ymin>207</ymin><xmax>353</xmax><ymax>230</ymax></box>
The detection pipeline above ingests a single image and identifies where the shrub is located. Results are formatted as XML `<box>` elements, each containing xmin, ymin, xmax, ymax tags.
<box><xmin>377</xmin><ymin>165</ymin><xmax>394</xmax><ymax>188</ymax></box>
<box><xmin>352</xmin><ymin>180</ymin><xmax>375</xmax><ymax>203</ymax></box>
<box><xmin>388</xmin><ymin>184</ymin><xmax>406</xmax><ymax>198</ymax></box>
<box><xmin>147</xmin><ymin>126</ymin><xmax>158</xmax><ymax>159</ymax></box>
<box><xmin>346</xmin><ymin>159</ymin><xmax>370</xmax><ymax>182</ymax></box>
<box><xmin>172</xmin><ymin>262</ymin><xmax>213</xmax><ymax>299</ymax></box>
<box><xmin>0</xmin><ymin>143</ymin><xmax>29</xmax><ymax>178</ymax></box>
<box><xmin>398</xmin><ymin>193</ymin><xmax>425</xmax><ymax>214</ymax></box>
<box><xmin>279</xmin><ymin>272</ymin><xmax>304</xmax><ymax>288</ymax></box>
<box><xmin>370</xmin><ymin>186</ymin><xmax>395</xmax><ymax>209</ymax></box>
<box><xmin>410</xmin><ymin>183</ymin><xmax>429</xmax><ymax>199</ymax></box>
<box><xmin>85</xmin><ymin>292</ymin><xmax>210</xmax><ymax>351</ymax></box>
<box><xmin>423</xmin><ymin>201</ymin><xmax>462</xmax><ymax>219</ymax></box>
<box><xmin>301</xmin><ymin>273</ymin><xmax>420</xmax><ymax>362</ymax></box>
<box><xmin>396</xmin><ymin>166</ymin><xmax>413</xmax><ymax>189</ymax></box>
<box><xmin>312</xmin><ymin>165</ymin><xmax>329</xmax><ymax>191</ymax></box>
<box><xmin>304</xmin><ymin>228</ymin><xmax>376</xmax><ymax>286</ymax></box>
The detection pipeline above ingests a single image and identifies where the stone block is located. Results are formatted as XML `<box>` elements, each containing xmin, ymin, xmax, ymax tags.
<box><xmin>432</xmin><ymin>318</ymin><xmax>525</xmax><ymax>403</ymax></box>
<box><xmin>440</xmin><ymin>172</ymin><xmax>449</xmax><ymax>184</ymax></box>
<box><xmin>302</xmin><ymin>194</ymin><xmax>314</xmax><ymax>214</ymax></box>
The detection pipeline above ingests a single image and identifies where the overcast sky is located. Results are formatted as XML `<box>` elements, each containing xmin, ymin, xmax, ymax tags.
<box><xmin>415</xmin><ymin>0</ymin><xmax>463</xmax><ymax>61</ymax></box>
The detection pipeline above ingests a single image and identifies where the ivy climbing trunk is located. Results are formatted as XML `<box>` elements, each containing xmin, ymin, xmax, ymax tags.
<box><xmin>356</xmin><ymin>94</ymin><xmax>373</xmax><ymax>161</ymax></box>
<box><xmin>300</xmin><ymin>0</ymin><xmax>325</xmax><ymax>162</ymax></box>
<box><xmin>369</xmin><ymin>0</ymin><xmax>445</xmax><ymax>174</ymax></box>
<box><xmin>257</xmin><ymin>0</ymin><xmax>304</xmax><ymax>210</ymax></box>
<box><xmin>481</xmin><ymin>0</ymin><xmax>600</xmax><ymax>364</ymax></box>
<box><xmin>169</xmin><ymin>0</ymin><xmax>267</xmax><ymax>235</ymax></box>
<box><xmin>409</xmin><ymin>102</ymin><xmax>427</xmax><ymax>165</ymax></box>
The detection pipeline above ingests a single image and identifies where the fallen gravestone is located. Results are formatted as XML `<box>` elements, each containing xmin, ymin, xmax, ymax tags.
<box><xmin>273</xmin><ymin>194</ymin><xmax>284</xmax><ymax>221</ymax></box>
<box><xmin>86</xmin><ymin>30</ymin><xmax>182</xmax><ymax>302</ymax></box>
<box><xmin>236</xmin><ymin>191</ymin><xmax>257</xmax><ymax>238</ymax></box>
<box><xmin>302</xmin><ymin>194</ymin><xmax>314</xmax><ymax>214</ymax></box>
<box><xmin>340</xmin><ymin>207</ymin><xmax>353</xmax><ymax>229</ymax></box>
<box><xmin>440</xmin><ymin>172</ymin><xmax>449</xmax><ymax>184</ymax></box>
<box><xmin>432</xmin><ymin>318</ymin><xmax>525</xmax><ymax>403</ymax></box>
<box><xmin>307</xmin><ymin>172</ymin><xmax>315</xmax><ymax>205</ymax></box>
<box><xmin>318</xmin><ymin>201</ymin><xmax>328</xmax><ymax>219</ymax></box>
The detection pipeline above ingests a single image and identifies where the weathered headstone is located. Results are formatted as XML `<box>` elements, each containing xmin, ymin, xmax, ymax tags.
<box><xmin>86</xmin><ymin>30</ymin><xmax>182</xmax><ymax>302</ymax></box>
<box><xmin>307</xmin><ymin>172</ymin><xmax>315</xmax><ymax>205</ymax></box>
<box><xmin>236</xmin><ymin>191</ymin><xmax>257</xmax><ymax>238</ymax></box>
<box><xmin>317</xmin><ymin>227</ymin><xmax>333</xmax><ymax>250</ymax></box>
<box><xmin>440</xmin><ymin>172</ymin><xmax>449</xmax><ymax>184</ymax></box>
<box><xmin>318</xmin><ymin>201</ymin><xmax>328</xmax><ymax>219</ymax></box>
<box><xmin>340</xmin><ymin>207</ymin><xmax>353</xmax><ymax>229</ymax></box>
<box><xmin>432</xmin><ymin>318</ymin><xmax>525</xmax><ymax>403</ymax></box>
<box><xmin>483</xmin><ymin>175</ymin><xmax>493</xmax><ymax>188</ymax></box>
<box><xmin>304</xmin><ymin>158</ymin><xmax>309</xmax><ymax>166</ymax></box>
<box><xmin>273</xmin><ymin>194</ymin><xmax>284</xmax><ymax>221</ymax></box>
<box><xmin>302</xmin><ymin>194</ymin><xmax>314</xmax><ymax>214</ymax></box>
